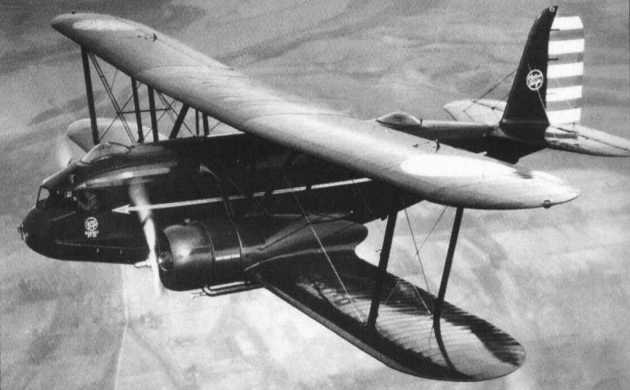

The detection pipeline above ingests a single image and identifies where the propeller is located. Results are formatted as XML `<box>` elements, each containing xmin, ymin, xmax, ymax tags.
<box><xmin>129</xmin><ymin>180</ymin><xmax>164</xmax><ymax>296</ymax></box>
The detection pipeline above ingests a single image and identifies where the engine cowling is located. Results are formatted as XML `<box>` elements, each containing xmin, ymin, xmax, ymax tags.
<box><xmin>156</xmin><ymin>215</ymin><xmax>368</xmax><ymax>292</ymax></box>
<box><xmin>158</xmin><ymin>218</ymin><xmax>246</xmax><ymax>291</ymax></box>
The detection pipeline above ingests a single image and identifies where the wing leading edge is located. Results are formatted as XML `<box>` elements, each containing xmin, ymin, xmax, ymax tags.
<box><xmin>51</xmin><ymin>13</ymin><xmax>579</xmax><ymax>209</ymax></box>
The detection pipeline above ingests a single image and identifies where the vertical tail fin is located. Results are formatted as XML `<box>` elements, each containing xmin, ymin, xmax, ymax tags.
<box><xmin>502</xmin><ymin>6</ymin><xmax>585</xmax><ymax>127</ymax></box>
<box><xmin>501</xmin><ymin>7</ymin><xmax>558</xmax><ymax>126</ymax></box>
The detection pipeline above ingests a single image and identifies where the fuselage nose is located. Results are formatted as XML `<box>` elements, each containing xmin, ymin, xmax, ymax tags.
<box><xmin>21</xmin><ymin>208</ymin><xmax>54</xmax><ymax>257</ymax></box>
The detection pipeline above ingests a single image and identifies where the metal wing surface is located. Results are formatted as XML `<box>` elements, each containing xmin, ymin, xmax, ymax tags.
<box><xmin>52</xmin><ymin>13</ymin><xmax>579</xmax><ymax>209</ymax></box>
<box><xmin>246</xmin><ymin>218</ymin><xmax>525</xmax><ymax>381</ymax></box>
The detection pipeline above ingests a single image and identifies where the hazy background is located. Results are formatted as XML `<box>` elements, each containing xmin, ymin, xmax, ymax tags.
<box><xmin>1</xmin><ymin>0</ymin><xmax>629</xmax><ymax>389</ymax></box>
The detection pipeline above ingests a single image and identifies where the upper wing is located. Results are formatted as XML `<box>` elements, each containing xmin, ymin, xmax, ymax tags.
<box><xmin>52</xmin><ymin>13</ymin><xmax>578</xmax><ymax>209</ymax></box>
<box><xmin>246</xmin><ymin>217</ymin><xmax>525</xmax><ymax>381</ymax></box>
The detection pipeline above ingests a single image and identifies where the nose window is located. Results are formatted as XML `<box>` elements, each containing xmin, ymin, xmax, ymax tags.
<box><xmin>36</xmin><ymin>186</ymin><xmax>80</xmax><ymax>210</ymax></box>
<box><xmin>36</xmin><ymin>187</ymin><xmax>50</xmax><ymax>208</ymax></box>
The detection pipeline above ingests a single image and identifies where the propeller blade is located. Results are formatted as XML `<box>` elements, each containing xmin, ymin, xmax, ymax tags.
<box><xmin>129</xmin><ymin>181</ymin><xmax>164</xmax><ymax>296</ymax></box>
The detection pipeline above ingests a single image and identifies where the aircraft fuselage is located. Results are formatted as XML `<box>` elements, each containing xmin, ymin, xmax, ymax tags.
<box><xmin>19</xmin><ymin>134</ymin><xmax>416</xmax><ymax>288</ymax></box>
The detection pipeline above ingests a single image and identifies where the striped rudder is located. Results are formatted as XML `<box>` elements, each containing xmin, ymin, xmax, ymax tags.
<box><xmin>546</xmin><ymin>15</ymin><xmax>584</xmax><ymax>124</ymax></box>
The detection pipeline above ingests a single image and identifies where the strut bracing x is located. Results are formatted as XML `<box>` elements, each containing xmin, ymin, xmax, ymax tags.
<box><xmin>88</xmin><ymin>54</ymin><xmax>134</xmax><ymax>142</ymax></box>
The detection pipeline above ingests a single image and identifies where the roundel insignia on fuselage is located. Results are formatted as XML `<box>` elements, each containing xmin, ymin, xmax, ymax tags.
<box><xmin>84</xmin><ymin>216</ymin><xmax>99</xmax><ymax>238</ymax></box>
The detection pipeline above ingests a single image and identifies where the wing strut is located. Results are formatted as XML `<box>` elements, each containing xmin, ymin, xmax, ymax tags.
<box><xmin>147</xmin><ymin>86</ymin><xmax>159</xmax><ymax>141</ymax></box>
<box><xmin>88</xmin><ymin>54</ymin><xmax>134</xmax><ymax>143</ymax></box>
<box><xmin>202</xmin><ymin>114</ymin><xmax>209</xmax><ymax>136</ymax></box>
<box><xmin>131</xmin><ymin>78</ymin><xmax>144</xmax><ymax>143</ymax></box>
<box><xmin>367</xmin><ymin>194</ymin><xmax>398</xmax><ymax>327</ymax></box>
<box><xmin>169</xmin><ymin>104</ymin><xmax>190</xmax><ymax>139</ymax></box>
<box><xmin>80</xmin><ymin>47</ymin><xmax>98</xmax><ymax>145</ymax></box>
<box><xmin>433</xmin><ymin>206</ymin><xmax>464</xmax><ymax>369</ymax></box>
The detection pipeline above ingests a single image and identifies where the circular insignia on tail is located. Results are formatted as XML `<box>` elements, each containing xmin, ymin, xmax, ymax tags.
<box><xmin>526</xmin><ymin>69</ymin><xmax>544</xmax><ymax>91</ymax></box>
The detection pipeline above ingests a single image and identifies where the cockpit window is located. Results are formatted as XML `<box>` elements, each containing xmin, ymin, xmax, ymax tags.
<box><xmin>36</xmin><ymin>186</ymin><xmax>80</xmax><ymax>210</ymax></box>
<box><xmin>36</xmin><ymin>186</ymin><xmax>50</xmax><ymax>208</ymax></box>
<box><xmin>80</xmin><ymin>142</ymin><xmax>131</xmax><ymax>164</ymax></box>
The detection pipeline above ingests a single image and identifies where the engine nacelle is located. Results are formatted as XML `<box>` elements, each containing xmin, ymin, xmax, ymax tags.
<box><xmin>158</xmin><ymin>218</ymin><xmax>246</xmax><ymax>291</ymax></box>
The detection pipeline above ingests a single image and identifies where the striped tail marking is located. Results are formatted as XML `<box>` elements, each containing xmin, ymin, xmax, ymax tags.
<box><xmin>546</xmin><ymin>15</ymin><xmax>584</xmax><ymax>124</ymax></box>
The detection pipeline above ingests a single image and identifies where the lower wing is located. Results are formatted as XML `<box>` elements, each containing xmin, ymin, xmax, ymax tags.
<box><xmin>246</xmin><ymin>218</ymin><xmax>525</xmax><ymax>381</ymax></box>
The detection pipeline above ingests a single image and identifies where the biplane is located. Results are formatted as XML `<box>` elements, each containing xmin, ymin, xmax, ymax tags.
<box><xmin>18</xmin><ymin>6</ymin><xmax>629</xmax><ymax>381</ymax></box>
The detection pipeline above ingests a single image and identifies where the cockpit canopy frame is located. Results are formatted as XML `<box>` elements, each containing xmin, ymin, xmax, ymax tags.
<box><xmin>79</xmin><ymin>142</ymin><xmax>131</xmax><ymax>164</ymax></box>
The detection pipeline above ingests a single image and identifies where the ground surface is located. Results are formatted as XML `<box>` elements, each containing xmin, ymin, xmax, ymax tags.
<box><xmin>1</xmin><ymin>0</ymin><xmax>629</xmax><ymax>389</ymax></box>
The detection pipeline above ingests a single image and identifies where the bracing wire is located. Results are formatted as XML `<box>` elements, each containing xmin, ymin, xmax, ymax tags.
<box><xmin>88</xmin><ymin>54</ymin><xmax>134</xmax><ymax>141</ymax></box>
<box><xmin>156</xmin><ymin>93</ymin><xmax>175</xmax><ymax>123</ymax></box>
<box><xmin>384</xmin><ymin>206</ymin><xmax>449</xmax><ymax>318</ymax></box>
<box><xmin>463</xmin><ymin>69</ymin><xmax>516</xmax><ymax>113</ymax></box>
<box><xmin>382</xmin><ymin>206</ymin><xmax>447</xmax><ymax>314</ymax></box>
<box><xmin>418</xmin><ymin>206</ymin><xmax>447</xmax><ymax>251</ymax></box>
<box><xmin>404</xmin><ymin>208</ymin><xmax>432</xmax><ymax>293</ymax></box>
<box><xmin>99</xmin><ymin>93</ymin><xmax>135</xmax><ymax>141</ymax></box>
<box><xmin>215</xmin><ymin>159</ymin><xmax>270</xmax><ymax>215</ymax></box>
<box><xmin>110</xmin><ymin>67</ymin><xmax>119</xmax><ymax>90</ymax></box>
<box><xmin>156</xmin><ymin>93</ymin><xmax>196</xmax><ymax>136</ymax></box>
<box><xmin>349</xmin><ymin>180</ymin><xmax>386</xmax><ymax>253</ymax></box>
<box><xmin>283</xmin><ymin>175</ymin><xmax>367</xmax><ymax>322</ymax></box>
<box><xmin>160</xmin><ymin>94</ymin><xmax>194</xmax><ymax>136</ymax></box>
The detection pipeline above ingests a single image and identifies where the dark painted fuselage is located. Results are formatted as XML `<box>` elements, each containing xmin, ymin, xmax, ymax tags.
<box><xmin>20</xmin><ymin>133</ymin><xmax>415</xmax><ymax>269</ymax></box>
